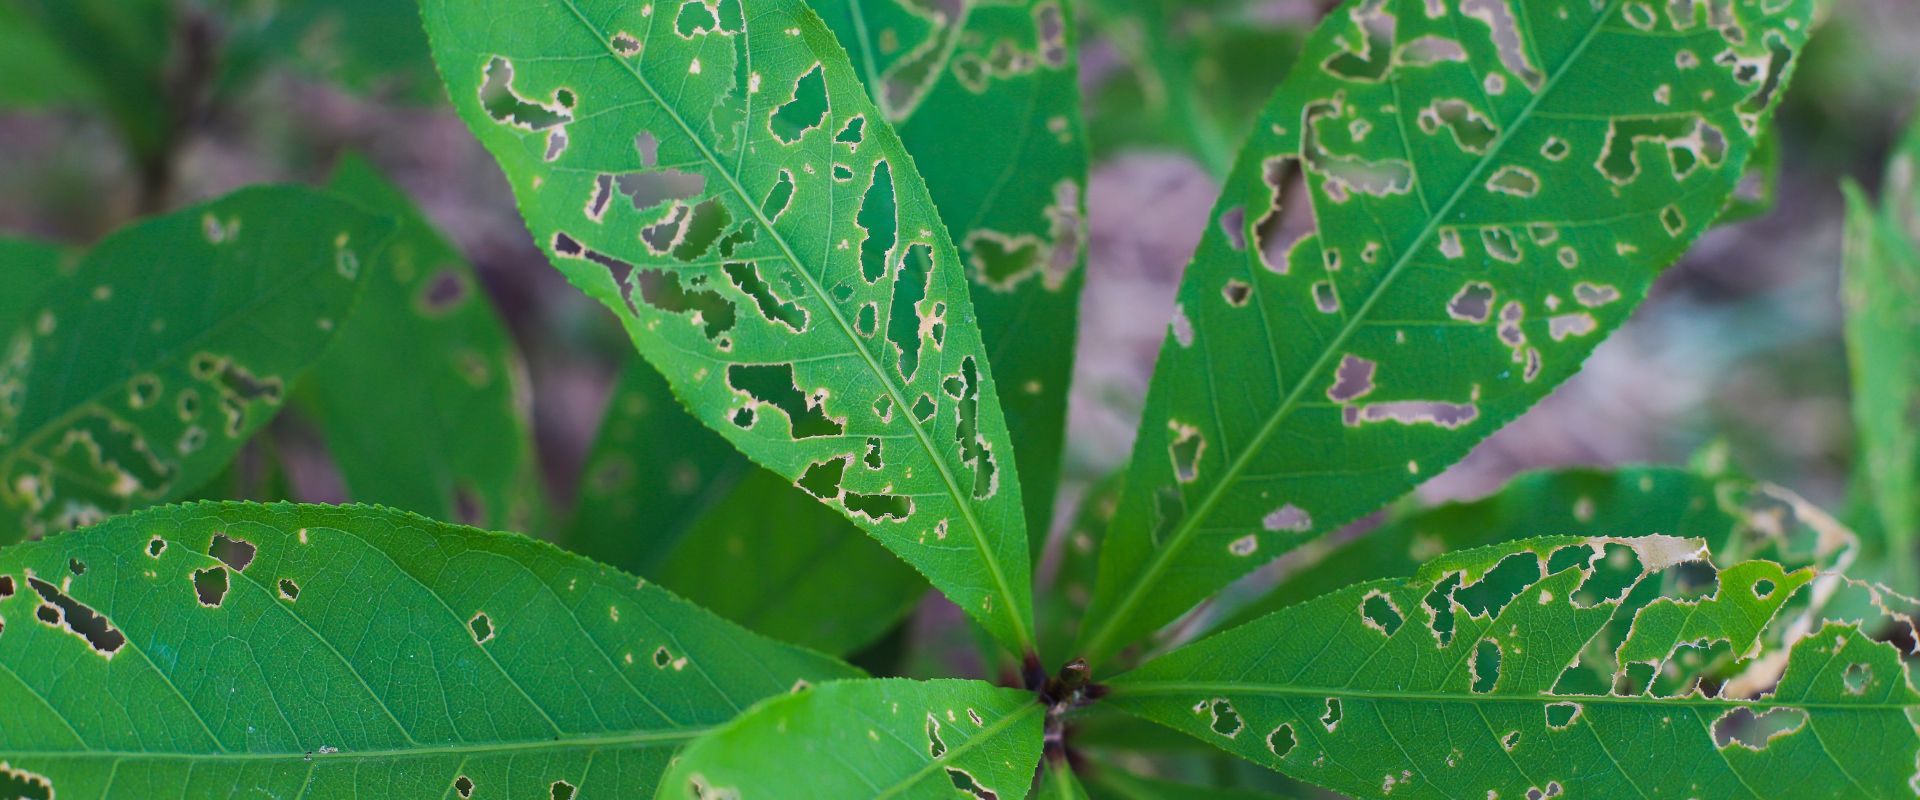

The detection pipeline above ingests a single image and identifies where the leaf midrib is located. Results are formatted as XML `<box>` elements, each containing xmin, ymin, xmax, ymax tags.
<box><xmin>552</xmin><ymin>0</ymin><xmax>1032</xmax><ymax>653</ymax></box>
<box><xmin>0</xmin><ymin>726</ymin><xmax>704</xmax><ymax>763</ymax></box>
<box><xmin>1079</xmin><ymin>0</ymin><xmax>1625</xmax><ymax>666</ymax></box>
<box><xmin>1110</xmin><ymin>681</ymin><xmax>1914</xmax><ymax>713</ymax></box>
<box><xmin>873</xmin><ymin>701</ymin><xmax>1043</xmax><ymax>799</ymax></box>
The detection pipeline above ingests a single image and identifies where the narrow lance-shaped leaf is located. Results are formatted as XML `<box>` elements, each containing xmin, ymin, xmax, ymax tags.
<box><xmin>1217</xmin><ymin>465</ymin><xmax>1853</xmax><ymax>631</ymax></box>
<box><xmin>570</xmin><ymin>358</ymin><xmax>926</xmax><ymax>656</ymax></box>
<box><xmin>0</xmin><ymin>502</ymin><xmax>859</xmax><ymax>797</ymax></box>
<box><xmin>1107</xmin><ymin>534</ymin><xmax>1920</xmax><ymax>799</ymax></box>
<box><xmin>1842</xmin><ymin>122</ymin><xmax>1920</xmax><ymax>592</ymax></box>
<box><xmin>1077</xmin><ymin>0</ymin><xmax>1818</xmax><ymax>666</ymax></box>
<box><xmin>660</xmin><ymin>678</ymin><xmax>1044</xmax><ymax>799</ymax></box>
<box><xmin>0</xmin><ymin>186</ymin><xmax>388</xmax><ymax>543</ymax></box>
<box><xmin>811</xmin><ymin>0</ymin><xmax>1091</xmax><ymax>553</ymax></box>
<box><xmin>422</xmin><ymin>0</ymin><xmax>1037</xmax><ymax>654</ymax></box>
<box><xmin>308</xmin><ymin>155</ymin><xmax>546</xmax><ymax>533</ymax></box>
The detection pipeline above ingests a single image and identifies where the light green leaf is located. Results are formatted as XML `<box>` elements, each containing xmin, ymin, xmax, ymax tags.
<box><xmin>1077</xmin><ymin>0</ymin><xmax>1819</xmax><ymax>666</ymax></box>
<box><xmin>422</xmin><ymin>0</ymin><xmax>1036</xmax><ymax>653</ymax></box>
<box><xmin>0</xmin><ymin>2</ymin><xmax>98</xmax><ymax>109</ymax></box>
<box><xmin>570</xmin><ymin>359</ymin><xmax>925</xmax><ymax>656</ymax></box>
<box><xmin>0</xmin><ymin>502</ymin><xmax>859</xmax><ymax>798</ymax></box>
<box><xmin>308</xmin><ymin>155</ymin><xmax>545</xmax><ymax>532</ymax></box>
<box><xmin>1216</xmin><ymin>465</ymin><xmax>1856</xmax><ymax>631</ymax></box>
<box><xmin>660</xmin><ymin>678</ymin><xmax>1044</xmax><ymax>799</ymax></box>
<box><xmin>811</xmin><ymin>0</ymin><xmax>1091</xmax><ymax>553</ymax></box>
<box><xmin>1039</xmin><ymin>759</ymin><xmax>1091</xmax><ymax>800</ymax></box>
<box><xmin>0</xmin><ymin>186</ymin><xmax>388</xmax><ymax>542</ymax></box>
<box><xmin>1842</xmin><ymin>121</ymin><xmax>1920</xmax><ymax>592</ymax></box>
<box><xmin>1107</xmin><ymin>534</ymin><xmax>1920</xmax><ymax>799</ymax></box>
<box><xmin>0</xmin><ymin>236</ymin><xmax>73</xmax><ymax>334</ymax></box>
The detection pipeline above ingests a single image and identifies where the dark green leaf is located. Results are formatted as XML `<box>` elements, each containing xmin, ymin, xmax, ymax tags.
<box><xmin>1078</xmin><ymin>0</ymin><xmax>1820</xmax><ymax>666</ymax></box>
<box><xmin>309</xmin><ymin>155</ymin><xmax>545</xmax><ymax>532</ymax></box>
<box><xmin>0</xmin><ymin>186</ymin><xmax>388</xmax><ymax>542</ymax></box>
<box><xmin>0</xmin><ymin>502</ymin><xmax>858</xmax><ymax>797</ymax></box>
<box><xmin>0</xmin><ymin>236</ymin><xmax>73</xmax><ymax>335</ymax></box>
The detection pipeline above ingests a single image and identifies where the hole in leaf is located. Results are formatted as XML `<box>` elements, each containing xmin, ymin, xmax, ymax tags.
<box><xmin>0</xmin><ymin>764</ymin><xmax>52</xmax><ymax>800</ymax></box>
<box><xmin>278</xmin><ymin>579</ymin><xmax>300</xmax><ymax>601</ymax></box>
<box><xmin>615</xmin><ymin>169</ymin><xmax>706</xmax><ymax>213</ymax></box>
<box><xmin>887</xmin><ymin>243</ymin><xmax>934</xmax><ymax>382</ymax></box>
<box><xmin>1203</xmin><ymin>698</ymin><xmax>1242</xmax><ymax>737</ymax></box>
<box><xmin>1361</xmin><ymin>591</ymin><xmax>1403</xmax><ymax>635</ymax></box>
<box><xmin>912</xmin><ymin>394</ymin><xmax>935</xmax><ymax>423</ymax></box>
<box><xmin>454</xmin><ymin>776</ymin><xmax>474</xmax><ymax>799</ymax></box>
<box><xmin>469</xmin><ymin>612</ymin><xmax>494</xmax><ymax>644</ymax></box>
<box><xmin>147</xmin><ymin>537</ymin><xmax>167</xmax><ymax>558</ymax></box>
<box><xmin>926</xmin><ymin>713</ymin><xmax>947</xmax><ymax>758</ymax></box>
<box><xmin>1710</xmin><ymin>707</ymin><xmax>1807</xmax><ymax>750</ymax></box>
<box><xmin>192</xmin><ymin>567</ymin><xmax>229</xmax><ymax>608</ymax></box>
<box><xmin>947</xmin><ymin>768</ymin><xmax>997</xmax><ymax>800</ymax></box>
<box><xmin>797</xmin><ymin>457</ymin><xmax>847</xmax><ymax>499</ymax></box>
<box><xmin>1326</xmin><ymin>354</ymin><xmax>1376</xmax><ymax>403</ymax></box>
<box><xmin>771</xmin><ymin>65</ymin><xmax>828</xmax><ymax>144</ymax></box>
<box><xmin>946</xmin><ymin>357</ymin><xmax>996</xmax><ymax>498</ymax></box>
<box><xmin>0</xmin><ymin>575</ymin><xmax>12</xmax><ymax>598</ymax></box>
<box><xmin>208</xmin><ymin>533</ymin><xmax>256</xmax><ymax>571</ymax></box>
<box><xmin>1267</xmin><ymin>723</ymin><xmax>1296</xmax><ymax>757</ymax></box>
<box><xmin>480</xmin><ymin>57</ymin><xmax>573</xmax><ymax>131</ymax></box>
<box><xmin>551</xmin><ymin>780</ymin><xmax>576</xmax><ymax>800</ymax></box>
<box><xmin>724</xmin><ymin>262</ymin><xmax>808</xmax><ymax>332</ymax></box>
<box><xmin>1545</xmin><ymin>702</ymin><xmax>1582</xmax><ymax>730</ymax></box>
<box><xmin>846</xmin><ymin>492</ymin><xmax>912</xmax><ymax>522</ymax></box>
<box><xmin>1320</xmin><ymin>698</ymin><xmax>1342</xmax><ymax>731</ymax></box>
<box><xmin>728</xmin><ymin>364</ymin><xmax>842</xmax><ymax>438</ymax></box>
<box><xmin>1843</xmin><ymin>663</ymin><xmax>1872</xmax><ymax>695</ymax></box>
<box><xmin>1168</xmin><ymin>422</ymin><xmax>1205</xmax><ymax>483</ymax></box>
<box><xmin>1471</xmin><ymin>639</ymin><xmax>1501</xmax><ymax>693</ymax></box>
<box><xmin>859</xmin><ymin>162</ymin><xmax>897</xmax><ymax>283</ymax></box>
<box><xmin>68</xmin><ymin>559</ymin><xmax>85</xmax><ymax>576</ymax></box>
<box><xmin>28</xmin><ymin>576</ymin><xmax>125</xmax><ymax>656</ymax></box>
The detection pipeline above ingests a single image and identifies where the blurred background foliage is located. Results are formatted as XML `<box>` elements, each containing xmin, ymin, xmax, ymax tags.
<box><xmin>1</xmin><ymin>0</ymin><xmax>1917</xmax><ymax>792</ymax></box>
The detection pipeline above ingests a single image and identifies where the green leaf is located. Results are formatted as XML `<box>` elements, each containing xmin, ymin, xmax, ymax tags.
<box><xmin>1842</xmin><ymin>122</ymin><xmax>1920</xmax><ymax>592</ymax></box>
<box><xmin>0</xmin><ymin>2</ymin><xmax>98</xmax><ymax>109</ymax></box>
<box><xmin>1718</xmin><ymin>123</ymin><xmax>1781</xmax><ymax>225</ymax></box>
<box><xmin>1077</xmin><ymin>0</ymin><xmax>1819</xmax><ymax>666</ymax></box>
<box><xmin>1084</xmin><ymin>0</ymin><xmax>1303</xmax><ymax>176</ymax></box>
<box><xmin>1085</xmin><ymin>765</ymin><xmax>1294</xmax><ymax>800</ymax></box>
<box><xmin>0</xmin><ymin>502</ymin><xmax>859</xmax><ymax>797</ymax></box>
<box><xmin>11</xmin><ymin>0</ymin><xmax>176</xmax><ymax>160</ymax></box>
<box><xmin>570</xmin><ymin>359</ymin><xmax>925</xmax><ymax>655</ymax></box>
<box><xmin>810</xmin><ymin>0</ymin><xmax>1091</xmax><ymax>554</ymax></box>
<box><xmin>308</xmin><ymin>155</ymin><xmax>545</xmax><ymax>532</ymax></box>
<box><xmin>0</xmin><ymin>186</ymin><xmax>388</xmax><ymax>542</ymax></box>
<box><xmin>1039</xmin><ymin>759</ymin><xmax>1091</xmax><ymax>800</ymax></box>
<box><xmin>659</xmin><ymin>678</ymin><xmax>1044</xmax><ymax>798</ymax></box>
<box><xmin>1107</xmin><ymin>534</ymin><xmax>1920</xmax><ymax>799</ymax></box>
<box><xmin>228</xmin><ymin>0</ymin><xmax>444</xmax><ymax>101</ymax></box>
<box><xmin>422</xmin><ymin>0</ymin><xmax>1037</xmax><ymax>653</ymax></box>
<box><xmin>1040</xmin><ymin>472</ymin><xmax>1123</xmax><ymax>660</ymax></box>
<box><xmin>1216</xmin><ymin>465</ymin><xmax>1846</xmax><ymax>631</ymax></box>
<box><xmin>0</xmin><ymin>236</ymin><xmax>73</xmax><ymax>335</ymax></box>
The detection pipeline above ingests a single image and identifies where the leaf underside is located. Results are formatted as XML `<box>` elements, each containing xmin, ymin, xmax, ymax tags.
<box><xmin>662</xmin><ymin>678</ymin><xmax>1044</xmax><ymax>799</ymax></box>
<box><xmin>811</xmin><ymin>0</ymin><xmax>1091</xmax><ymax>553</ymax></box>
<box><xmin>1079</xmin><ymin>0</ymin><xmax>1818</xmax><ymax>665</ymax></box>
<box><xmin>0</xmin><ymin>502</ymin><xmax>858</xmax><ymax>798</ymax></box>
<box><xmin>1109</xmin><ymin>533</ymin><xmax>1920</xmax><ymax>799</ymax></box>
<box><xmin>421</xmin><ymin>0</ymin><xmax>1036</xmax><ymax>653</ymax></box>
<box><xmin>0</xmin><ymin>186</ymin><xmax>387</xmax><ymax>543</ymax></box>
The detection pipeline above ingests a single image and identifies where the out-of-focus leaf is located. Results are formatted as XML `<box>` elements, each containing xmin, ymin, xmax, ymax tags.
<box><xmin>1077</xmin><ymin>0</ymin><xmax>1820</xmax><ymax>667</ymax></box>
<box><xmin>12</xmin><ymin>0</ymin><xmax>176</xmax><ymax>160</ymax></box>
<box><xmin>0</xmin><ymin>236</ymin><xmax>73</xmax><ymax>334</ymax></box>
<box><xmin>1108</xmin><ymin>534</ymin><xmax>1918</xmax><ymax>799</ymax></box>
<box><xmin>226</xmin><ymin>0</ymin><xmax>442</xmax><ymax>101</ymax></box>
<box><xmin>660</xmin><ymin>678</ymin><xmax>1044</xmax><ymax>799</ymax></box>
<box><xmin>1040</xmin><ymin>759</ymin><xmax>1091</xmax><ymax>800</ymax></box>
<box><xmin>1041</xmin><ymin>472</ymin><xmax>1124</xmax><ymax>660</ymax></box>
<box><xmin>0</xmin><ymin>186</ymin><xmax>387</xmax><ymax>542</ymax></box>
<box><xmin>1085</xmin><ymin>0</ymin><xmax>1303</xmax><ymax>175</ymax></box>
<box><xmin>0</xmin><ymin>2</ymin><xmax>98</xmax><ymax>109</ymax></box>
<box><xmin>1842</xmin><ymin>121</ymin><xmax>1920</xmax><ymax>592</ymax></box>
<box><xmin>308</xmin><ymin>155</ymin><xmax>544</xmax><ymax>532</ymax></box>
<box><xmin>1085</xmin><ymin>764</ymin><xmax>1294</xmax><ymax>800</ymax></box>
<box><xmin>0</xmin><ymin>501</ymin><xmax>859</xmax><ymax>797</ymax></box>
<box><xmin>1719</xmin><ymin>124</ymin><xmax>1782</xmax><ymax>225</ymax></box>
<box><xmin>811</xmin><ymin>0</ymin><xmax>1090</xmax><ymax>555</ymax></box>
<box><xmin>570</xmin><ymin>360</ymin><xmax>924</xmax><ymax>656</ymax></box>
<box><xmin>423</xmin><ymin>0</ymin><xmax>1037</xmax><ymax>653</ymax></box>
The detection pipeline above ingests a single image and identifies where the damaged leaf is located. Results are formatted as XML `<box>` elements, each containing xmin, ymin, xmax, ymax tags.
<box><xmin>811</xmin><ymin>0</ymin><xmax>1090</xmax><ymax>554</ymax></box>
<box><xmin>0</xmin><ymin>502</ymin><xmax>858</xmax><ymax>796</ymax></box>
<box><xmin>568</xmin><ymin>359</ymin><xmax>925</xmax><ymax>656</ymax></box>
<box><xmin>0</xmin><ymin>186</ymin><xmax>389</xmax><ymax>542</ymax></box>
<box><xmin>661</xmin><ymin>678</ymin><xmax>1044</xmax><ymax>798</ymax></box>
<box><xmin>1842</xmin><ymin>121</ymin><xmax>1920</xmax><ymax>592</ymax></box>
<box><xmin>1079</xmin><ymin>0</ymin><xmax>1820</xmax><ymax>666</ymax></box>
<box><xmin>1107</xmin><ymin>534</ymin><xmax>1920</xmax><ymax>799</ymax></box>
<box><xmin>308</xmin><ymin>155</ymin><xmax>545</xmax><ymax>532</ymax></box>
<box><xmin>423</xmin><ymin>0</ymin><xmax>1037</xmax><ymax>654</ymax></box>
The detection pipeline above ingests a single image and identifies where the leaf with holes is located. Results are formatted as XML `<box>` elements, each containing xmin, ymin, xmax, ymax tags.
<box><xmin>1106</xmin><ymin>533</ymin><xmax>1920</xmax><ymax>799</ymax></box>
<box><xmin>660</xmin><ymin>678</ymin><xmax>1044</xmax><ymax>798</ymax></box>
<box><xmin>1076</xmin><ymin>0</ymin><xmax>1820</xmax><ymax>666</ymax></box>
<box><xmin>0</xmin><ymin>186</ymin><xmax>389</xmax><ymax>543</ymax></box>
<box><xmin>1216</xmin><ymin>465</ymin><xmax>1857</xmax><ymax>632</ymax></box>
<box><xmin>810</xmin><ymin>0</ymin><xmax>1090</xmax><ymax>553</ymax></box>
<box><xmin>0</xmin><ymin>502</ymin><xmax>859</xmax><ymax>797</ymax></box>
<box><xmin>307</xmin><ymin>155</ymin><xmax>546</xmax><ymax>532</ymax></box>
<box><xmin>1842</xmin><ymin>121</ymin><xmax>1920</xmax><ymax>592</ymax></box>
<box><xmin>422</xmin><ymin>0</ymin><xmax>1037</xmax><ymax>654</ymax></box>
<box><xmin>568</xmin><ymin>359</ymin><xmax>925</xmax><ymax>655</ymax></box>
